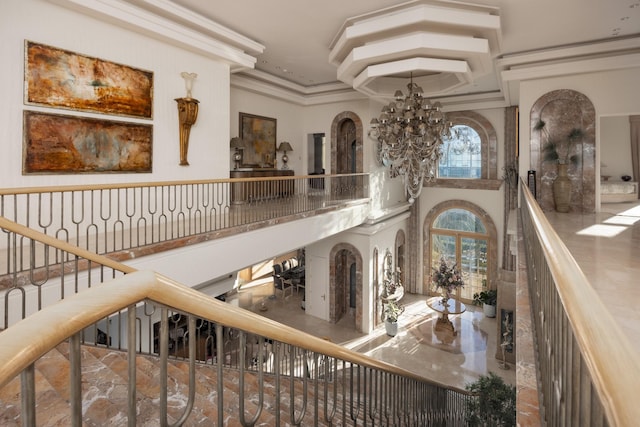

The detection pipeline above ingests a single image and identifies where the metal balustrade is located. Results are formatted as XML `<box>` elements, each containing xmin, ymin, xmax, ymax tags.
<box><xmin>0</xmin><ymin>219</ymin><xmax>472</xmax><ymax>426</ymax></box>
<box><xmin>0</xmin><ymin>174</ymin><xmax>369</xmax><ymax>277</ymax></box>
<box><xmin>519</xmin><ymin>179</ymin><xmax>640</xmax><ymax>426</ymax></box>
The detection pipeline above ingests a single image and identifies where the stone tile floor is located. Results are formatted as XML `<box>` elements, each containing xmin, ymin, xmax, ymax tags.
<box><xmin>227</xmin><ymin>279</ymin><xmax>516</xmax><ymax>391</ymax></box>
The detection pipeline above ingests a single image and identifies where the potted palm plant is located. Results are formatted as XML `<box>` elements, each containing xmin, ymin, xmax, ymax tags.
<box><xmin>473</xmin><ymin>289</ymin><xmax>497</xmax><ymax>318</ymax></box>
<box><xmin>535</xmin><ymin>119</ymin><xmax>584</xmax><ymax>212</ymax></box>
<box><xmin>382</xmin><ymin>299</ymin><xmax>405</xmax><ymax>337</ymax></box>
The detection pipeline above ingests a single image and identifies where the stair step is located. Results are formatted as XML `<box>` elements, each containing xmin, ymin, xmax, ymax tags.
<box><xmin>0</xmin><ymin>346</ymin><xmax>73</xmax><ymax>426</ymax></box>
<box><xmin>0</xmin><ymin>344</ymin><xmax>349</xmax><ymax>425</ymax></box>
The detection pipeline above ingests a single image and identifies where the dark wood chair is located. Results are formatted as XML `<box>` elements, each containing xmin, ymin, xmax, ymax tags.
<box><xmin>272</xmin><ymin>264</ymin><xmax>293</xmax><ymax>299</ymax></box>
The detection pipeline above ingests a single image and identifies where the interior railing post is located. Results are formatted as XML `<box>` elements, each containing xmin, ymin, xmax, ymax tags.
<box><xmin>69</xmin><ymin>332</ymin><xmax>82</xmax><ymax>427</ymax></box>
<box><xmin>127</xmin><ymin>305</ymin><xmax>137</xmax><ymax>427</ymax></box>
<box><xmin>215</xmin><ymin>324</ymin><xmax>224</xmax><ymax>427</ymax></box>
<box><xmin>20</xmin><ymin>364</ymin><xmax>36</xmax><ymax>426</ymax></box>
<box><xmin>170</xmin><ymin>315</ymin><xmax>196</xmax><ymax>427</ymax></box>
<box><xmin>274</xmin><ymin>341</ymin><xmax>281</xmax><ymax>426</ymax></box>
<box><xmin>159</xmin><ymin>308</ymin><xmax>169</xmax><ymax>427</ymax></box>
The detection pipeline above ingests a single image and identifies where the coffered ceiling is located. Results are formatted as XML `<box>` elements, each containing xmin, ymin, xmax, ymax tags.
<box><xmin>98</xmin><ymin>0</ymin><xmax>640</xmax><ymax>106</ymax></box>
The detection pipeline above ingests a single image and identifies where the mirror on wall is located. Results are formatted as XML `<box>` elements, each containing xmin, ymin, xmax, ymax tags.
<box><xmin>307</xmin><ymin>133</ymin><xmax>325</xmax><ymax>175</ymax></box>
<box><xmin>599</xmin><ymin>115</ymin><xmax>639</xmax><ymax>211</ymax></box>
<box><xmin>600</xmin><ymin>116</ymin><xmax>632</xmax><ymax>182</ymax></box>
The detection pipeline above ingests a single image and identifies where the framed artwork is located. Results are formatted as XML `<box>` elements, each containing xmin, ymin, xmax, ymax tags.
<box><xmin>24</xmin><ymin>41</ymin><xmax>153</xmax><ymax>119</ymax></box>
<box><xmin>23</xmin><ymin>111</ymin><xmax>152</xmax><ymax>174</ymax></box>
<box><xmin>239</xmin><ymin>112</ymin><xmax>276</xmax><ymax>168</ymax></box>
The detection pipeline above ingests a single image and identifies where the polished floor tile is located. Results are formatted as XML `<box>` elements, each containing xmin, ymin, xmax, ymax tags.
<box><xmin>227</xmin><ymin>280</ymin><xmax>515</xmax><ymax>391</ymax></box>
<box><xmin>544</xmin><ymin>202</ymin><xmax>640</xmax><ymax>353</ymax></box>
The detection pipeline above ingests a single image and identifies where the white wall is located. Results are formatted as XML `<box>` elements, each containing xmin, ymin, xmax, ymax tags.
<box><xmin>303</xmin><ymin>98</ymin><xmax>408</xmax><ymax>212</ymax></box>
<box><xmin>231</xmin><ymin>88</ymin><xmax>304</xmax><ymax>172</ymax></box>
<box><xmin>0</xmin><ymin>0</ymin><xmax>232</xmax><ymax>190</ymax></box>
<box><xmin>304</xmin><ymin>211</ymin><xmax>408</xmax><ymax>333</ymax></box>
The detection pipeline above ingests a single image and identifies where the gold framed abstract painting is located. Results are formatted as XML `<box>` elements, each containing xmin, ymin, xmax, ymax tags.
<box><xmin>239</xmin><ymin>112</ymin><xmax>277</xmax><ymax>168</ymax></box>
<box><xmin>24</xmin><ymin>41</ymin><xmax>153</xmax><ymax>119</ymax></box>
<box><xmin>23</xmin><ymin>111</ymin><xmax>152</xmax><ymax>174</ymax></box>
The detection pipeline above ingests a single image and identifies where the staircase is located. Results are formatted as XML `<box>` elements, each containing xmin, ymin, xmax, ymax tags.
<box><xmin>0</xmin><ymin>342</ymin><xmax>350</xmax><ymax>426</ymax></box>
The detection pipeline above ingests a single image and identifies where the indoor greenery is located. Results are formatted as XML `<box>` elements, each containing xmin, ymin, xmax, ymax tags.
<box><xmin>382</xmin><ymin>299</ymin><xmax>405</xmax><ymax>323</ymax></box>
<box><xmin>535</xmin><ymin>119</ymin><xmax>584</xmax><ymax>166</ymax></box>
<box><xmin>473</xmin><ymin>289</ymin><xmax>497</xmax><ymax>306</ymax></box>
<box><xmin>465</xmin><ymin>372</ymin><xmax>516</xmax><ymax>426</ymax></box>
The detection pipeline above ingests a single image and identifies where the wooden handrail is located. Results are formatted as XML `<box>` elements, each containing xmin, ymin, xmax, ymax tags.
<box><xmin>0</xmin><ymin>217</ymin><xmax>137</xmax><ymax>274</ymax></box>
<box><xmin>0</xmin><ymin>216</ymin><xmax>465</xmax><ymax>395</ymax></box>
<box><xmin>0</xmin><ymin>173</ymin><xmax>368</xmax><ymax>195</ymax></box>
<box><xmin>0</xmin><ymin>269</ymin><xmax>466</xmax><ymax>394</ymax></box>
<box><xmin>521</xmin><ymin>181</ymin><xmax>640</xmax><ymax>426</ymax></box>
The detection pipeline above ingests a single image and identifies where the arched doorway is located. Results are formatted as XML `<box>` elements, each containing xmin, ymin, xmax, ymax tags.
<box><xmin>423</xmin><ymin>200</ymin><xmax>498</xmax><ymax>302</ymax></box>
<box><xmin>331</xmin><ymin>111</ymin><xmax>363</xmax><ymax>174</ymax></box>
<box><xmin>329</xmin><ymin>243</ymin><xmax>363</xmax><ymax>332</ymax></box>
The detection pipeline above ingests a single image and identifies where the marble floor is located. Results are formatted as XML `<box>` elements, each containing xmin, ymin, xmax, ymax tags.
<box><xmin>544</xmin><ymin>201</ymin><xmax>640</xmax><ymax>354</ymax></box>
<box><xmin>227</xmin><ymin>279</ymin><xmax>516</xmax><ymax>392</ymax></box>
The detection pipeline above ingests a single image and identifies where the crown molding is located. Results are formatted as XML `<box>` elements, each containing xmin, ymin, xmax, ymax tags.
<box><xmin>48</xmin><ymin>0</ymin><xmax>257</xmax><ymax>70</ymax></box>
<box><xmin>231</xmin><ymin>72</ymin><xmax>368</xmax><ymax>106</ymax></box>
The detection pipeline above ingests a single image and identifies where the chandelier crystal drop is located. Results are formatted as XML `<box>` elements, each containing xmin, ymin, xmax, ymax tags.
<box><xmin>369</xmin><ymin>79</ymin><xmax>452</xmax><ymax>202</ymax></box>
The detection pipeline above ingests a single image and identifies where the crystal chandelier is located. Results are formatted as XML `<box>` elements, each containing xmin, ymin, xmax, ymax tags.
<box><xmin>369</xmin><ymin>79</ymin><xmax>452</xmax><ymax>202</ymax></box>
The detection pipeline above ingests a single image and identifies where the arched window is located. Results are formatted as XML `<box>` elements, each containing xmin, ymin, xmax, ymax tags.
<box><xmin>424</xmin><ymin>111</ymin><xmax>500</xmax><ymax>190</ymax></box>
<box><xmin>429</xmin><ymin>207</ymin><xmax>490</xmax><ymax>303</ymax></box>
<box><xmin>439</xmin><ymin>125</ymin><xmax>482</xmax><ymax>178</ymax></box>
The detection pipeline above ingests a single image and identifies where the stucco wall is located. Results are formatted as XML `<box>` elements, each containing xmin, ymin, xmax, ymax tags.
<box><xmin>0</xmin><ymin>0</ymin><xmax>232</xmax><ymax>190</ymax></box>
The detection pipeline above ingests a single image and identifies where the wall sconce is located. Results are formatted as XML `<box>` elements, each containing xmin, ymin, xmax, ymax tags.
<box><xmin>230</xmin><ymin>137</ymin><xmax>244</xmax><ymax>170</ymax></box>
<box><xmin>277</xmin><ymin>141</ymin><xmax>293</xmax><ymax>170</ymax></box>
<box><xmin>175</xmin><ymin>72</ymin><xmax>199</xmax><ymax>166</ymax></box>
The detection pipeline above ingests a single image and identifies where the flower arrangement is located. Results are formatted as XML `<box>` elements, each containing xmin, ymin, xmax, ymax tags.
<box><xmin>432</xmin><ymin>257</ymin><xmax>464</xmax><ymax>303</ymax></box>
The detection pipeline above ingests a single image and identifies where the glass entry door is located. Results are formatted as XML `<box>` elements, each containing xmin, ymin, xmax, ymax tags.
<box><xmin>430</xmin><ymin>208</ymin><xmax>489</xmax><ymax>304</ymax></box>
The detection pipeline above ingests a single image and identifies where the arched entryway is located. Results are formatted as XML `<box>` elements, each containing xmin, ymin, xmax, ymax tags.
<box><xmin>423</xmin><ymin>200</ymin><xmax>498</xmax><ymax>302</ymax></box>
<box><xmin>329</xmin><ymin>243</ymin><xmax>363</xmax><ymax>332</ymax></box>
<box><xmin>331</xmin><ymin>112</ymin><xmax>363</xmax><ymax>174</ymax></box>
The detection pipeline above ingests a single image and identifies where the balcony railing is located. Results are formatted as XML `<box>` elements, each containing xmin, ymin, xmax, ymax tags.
<box><xmin>0</xmin><ymin>174</ymin><xmax>368</xmax><ymax>280</ymax></box>
<box><xmin>0</xmin><ymin>217</ymin><xmax>472</xmax><ymax>425</ymax></box>
<box><xmin>519</xmin><ymin>179</ymin><xmax>640</xmax><ymax>426</ymax></box>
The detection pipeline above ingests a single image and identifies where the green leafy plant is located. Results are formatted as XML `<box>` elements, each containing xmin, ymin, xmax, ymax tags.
<box><xmin>473</xmin><ymin>289</ymin><xmax>497</xmax><ymax>306</ymax></box>
<box><xmin>465</xmin><ymin>372</ymin><xmax>516</xmax><ymax>426</ymax></box>
<box><xmin>382</xmin><ymin>299</ymin><xmax>405</xmax><ymax>323</ymax></box>
<box><xmin>535</xmin><ymin>119</ymin><xmax>584</xmax><ymax>166</ymax></box>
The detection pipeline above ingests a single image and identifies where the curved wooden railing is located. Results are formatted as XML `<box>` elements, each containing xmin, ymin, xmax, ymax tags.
<box><xmin>520</xmin><ymin>179</ymin><xmax>640</xmax><ymax>426</ymax></box>
<box><xmin>0</xmin><ymin>216</ymin><xmax>472</xmax><ymax>425</ymax></box>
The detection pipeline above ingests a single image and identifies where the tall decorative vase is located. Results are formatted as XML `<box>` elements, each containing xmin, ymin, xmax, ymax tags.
<box><xmin>553</xmin><ymin>163</ymin><xmax>572</xmax><ymax>213</ymax></box>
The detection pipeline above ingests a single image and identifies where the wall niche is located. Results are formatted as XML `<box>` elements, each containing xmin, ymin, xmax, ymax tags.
<box><xmin>530</xmin><ymin>89</ymin><xmax>596</xmax><ymax>213</ymax></box>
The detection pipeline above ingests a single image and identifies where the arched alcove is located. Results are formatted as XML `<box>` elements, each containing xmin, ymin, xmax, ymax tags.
<box><xmin>530</xmin><ymin>89</ymin><xmax>596</xmax><ymax>213</ymax></box>
<box><xmin>329</xmin><ymin>242</ymin><xmax>363</xmax><ymax>332</ymax></box>
<box><xmin>331</xmin><ymin>111</ymin><xmax>363</xmax><ymax>174</ymax></box>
